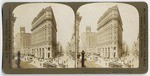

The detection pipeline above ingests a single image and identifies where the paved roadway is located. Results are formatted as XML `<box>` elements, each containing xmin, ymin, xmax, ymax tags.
<box><xmin>12</xmin><ymin>59</ymin><xmax>37</xmax><ymax>68</ymax></box>
<box><xmin>84</xmin><ymin>60</ymin><xmax>101</xmax><ymax>68</ymax></box>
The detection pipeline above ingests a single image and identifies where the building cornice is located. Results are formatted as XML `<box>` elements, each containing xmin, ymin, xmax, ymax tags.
<box><xmin>31</xmin><ymin>6</ymin><xmax>57</xmax><ymax>32</ymax></box>
<box><xmin>98</xmin><ymin>5</ymin><xmax>118</xmax><ymax>23</ymax></box>
<box><xmin>32</xmin><ymin>6</ymin><xmax>52</xmax><ymax>24</ymax></box>
<box><xmin>97</xmin><ymin>5</ymin><xmax>123</xmax><ymax>31</ymax></box>
<box><xmin>97</xmin><ymin>16</ymin><xmax>120</xmax><ymax>30</ymax></box>
<box><xmin>31</xmin><ymin>16</ymin><xmax>52</xmax><ymax>31</ymax></box>
<box><xmin>31</xmin><ymin>40</ymin><xmax>52</xmax><ymax>47</ymax></box>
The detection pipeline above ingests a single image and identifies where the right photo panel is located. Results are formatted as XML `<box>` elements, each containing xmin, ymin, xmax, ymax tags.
<box><xmin>76</xmin><ymin>3</ymin><xmax>139</xmax><ymax>68</ymax></box>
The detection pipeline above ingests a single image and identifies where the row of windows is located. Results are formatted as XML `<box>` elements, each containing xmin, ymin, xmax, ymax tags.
<box><xmin>36</xmin><ymin>52</ymin><xmax>51</xmax><ymax>59</ymax></box>
<box><xmin>97</xmin><ymin>36</ymin><xmax>117</xmax><ymax>45</ymax></box>
<box><xmin>97</xmin><ymin>30</ymin><xmax>117</xmax><ymax>41</ymax></box>
<box><xmin>97</xmin><ymin>47</ymin><xmax>116</xmax><ymax>51</ymax></box>
<box><xmin>97</xmin><ymin>35</ymin><xmax>117</xmax><ymax>43</ymax></box>
<box><xmin>20</xmin><ymin>37</ymin><xmax>31</xmax><ymax>46</ymax></box>
<box><xmin>99</xmin><ymin>51</ymin><xmax>117</xmax><ymax>58</ymax></box>
<box><xmin>98</xmin><ymin>26</ymin><xmax>117</xmax><ymax>36</ymax></box>
<box><xmin>97</xmin><ymin>27</ymin><xmax>118</xmax><ymax>44</ymax></box>
<box><xmin>32</xmin><ymin>21</ymin><xmax>52</xmax><ymax>44</ymax></box>
<box><xmin>98</xmin><ymin>11</ymin><xmax>119</xmax><ymax>27</ymax></box>
<box><xmin>32</xmin><ymin>13</ymin><xmax>49</xmax><ymax>28</ymax></box>
<box><xmin>98</xmin><ymin>19</ymin><xmax>118</xmax><ymax>31</ymax></box>
<box><xmin>99</xmin><ymin>11</ymin><xmax>114</xmax><ymax>25</ymax></box>
<box><xmin>98</xmin><ymin>41</ymin><xmax>117</xmax><ymax>46</ymax></box>
<box><xmin>32</xmin><ymin>47</ymin><xmax>51</xmax><ymax>52</ymax></box>
<box><xmin>32</xmin><ymin>24</ymin><xmax>47</xmax><ymax>44</ymax></box>
<box><xmin>31</xmin><ymin>28</ymin><xmax>52</xmax><ymax>44</ymax></box>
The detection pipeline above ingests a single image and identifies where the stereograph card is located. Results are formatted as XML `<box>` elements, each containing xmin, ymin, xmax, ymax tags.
<box><xmin>2</xmin><ymin>2</ymin><xmax>148</xmax><ymax>74</ymax></box>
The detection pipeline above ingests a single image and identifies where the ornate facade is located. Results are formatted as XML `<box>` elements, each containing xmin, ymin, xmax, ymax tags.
<box><xmin>15</xmin><ymin>27</ymin><xmax>31</xmax><ymax>55</ymax></box>
<box><xmin>97</xmin><ymin>6</ymin><xmax>123</xmax><ymax>58</ymax></box>
<box><xmin>81</xmin><ymin>26</ymin><xmax>97</xmax><ymax>53</ymax></box>
<box><xmin>31</xmin><ymin>6</ymin><xmax>57</xmax><ymax>59</ymax></box>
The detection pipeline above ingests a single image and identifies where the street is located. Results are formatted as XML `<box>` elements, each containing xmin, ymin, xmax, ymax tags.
<box><xmin>12</xmin><ymin>59</ymin><xmax>37</xmax><ymax>68</ymax></box>
<box><xmin>85</xmin><ymin>60</ymin><xmax>101</xmax><ymax>68</ymax></box>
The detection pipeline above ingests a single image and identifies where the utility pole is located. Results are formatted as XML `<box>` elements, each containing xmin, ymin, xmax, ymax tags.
<box><xmin>75</xmin><ymin>12</ymin><xmax>82</xmax><ymax>68</ymax></box>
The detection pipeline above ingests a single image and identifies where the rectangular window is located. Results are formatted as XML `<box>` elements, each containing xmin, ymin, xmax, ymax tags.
<box><xmin>48</xmin><ymin>53</ymin><xmax>50</xmax><ymax>58</ymax></box>
<box><xmin>114</xmin><ymin>47</ymin><xmax>116</xmax><ymax>50</ymax></box>
<box><xmin>48</xmin><ymin>47</ymin><xmax>50</xmax><ymax>50</ymax></box>
<box><xmin>114</xmin><ymin>52</ymin><xmax>116</xmax><ymax>57</ymax></box>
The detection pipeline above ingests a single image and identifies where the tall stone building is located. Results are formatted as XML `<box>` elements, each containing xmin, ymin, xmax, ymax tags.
<box><xmin>15</xmin><ymin>27</ymin><xmax>31</xmax><ymax>55</ymax></box>
<box><xmin>97</xmin><ymin>5</ymin><xmax>123</xmax><ymax>58</ymax></box>
<box><xmin>31</xmin><ymin>6</ymin><xmax>57</xmax><ymax>59</ymax></box>
<box><xmin>81</xmin><ymin>26</ymin><xmax>97</xmax><ymax>53</ymax></box>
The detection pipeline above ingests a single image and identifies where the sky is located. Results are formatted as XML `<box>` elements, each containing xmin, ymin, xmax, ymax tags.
<box><xmin>13</xmin><ymin>3</ymin><xmax>75</xmax><ymax>49</ymax></box>
<box><xmin>77</xmin><ymin>3</ymin><xmax>139</xmax><ymax>49</ymax></box>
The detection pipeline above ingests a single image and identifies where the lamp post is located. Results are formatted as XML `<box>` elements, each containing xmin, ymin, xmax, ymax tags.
<box><xmin>81</xmin><ymin>50</ymin><xmax>85</xmax><ymax>67</ymax></box>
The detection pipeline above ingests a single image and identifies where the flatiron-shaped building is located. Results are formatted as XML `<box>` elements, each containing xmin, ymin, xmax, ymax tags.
<box><xmin>97</xmin><ymin>6</ymin><xmax>123</xmax><ymax>58</ymax></box>
<box><xmin>31</xmin><ymin>6</ymin><xmax>57</xmax><ymax>59</ymax></box>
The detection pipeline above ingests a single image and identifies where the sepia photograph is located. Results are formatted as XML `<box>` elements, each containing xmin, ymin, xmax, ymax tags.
<box><xmin>12</xmin><ymin>3</ymin><xmax>75</xmax><ymax>68</ymax></box>
<box><xmin>77</xmin><ymin>3</ymin><xmax>139</xmax><ymax>68</ymax></box>
<box><xmin>2</xmin><ymin>2</ymin><xmax>148</xmax><ymax>74</ymax></box>
<box><xmin>11</xmin><ymin>3</ymin><xmax>140</xmax><ymax>69</ymax></box>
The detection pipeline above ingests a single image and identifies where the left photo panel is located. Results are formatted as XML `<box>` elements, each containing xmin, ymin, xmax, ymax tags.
<box><xmin>12</xmin><ymin>3</ymin><xmax>75</xmax><ymax>68</ymax></box>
